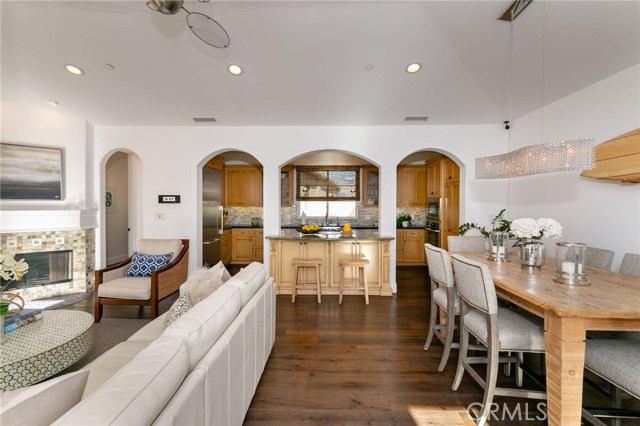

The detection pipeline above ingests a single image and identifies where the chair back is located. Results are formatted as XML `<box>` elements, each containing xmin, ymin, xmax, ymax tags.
<box><xmin>137</xmin><ymin>239</ymin><xmax>184</xmax><ymax>263</ymax></box>
<box><xmin>447</xmin><ymin>236</ymin><xmax>486</xmax><ymax>253</ymax></box>
<box><xmin>451</xmin><ymin>254</ymin><xmax>498</xmax><ymax>315</ymax></box>
<box><xmin>576</xmin><ymin>247</ymin><xmax>615</xmax><ymax>271</ymax></box>
<box><xmin>424</xmin><ymin>244</ymin><xmax>454</xmax><ymax>288</ymax></box>
<box><xmin>620</xmin><ymin>253</ymin><xmax>640</xmax><ymax>278</ymax></box>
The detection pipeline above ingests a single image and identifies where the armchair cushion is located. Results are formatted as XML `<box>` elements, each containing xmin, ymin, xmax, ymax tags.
<box><xmin>126</xmin><ymin>251</ymin><xmax>173</xmax><ymax>277</ymax></box>
<box><xmin>98</xmin><ymin>277</ymin><xmax>151</xmax><ymax>300</ymax></box>
<box><xmin>137</xmin><ymin>239</ymin><xmax>184</xmax><ymax>263</ymax></box>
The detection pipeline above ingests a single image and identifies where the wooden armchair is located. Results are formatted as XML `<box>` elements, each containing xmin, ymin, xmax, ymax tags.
<box><xmin>94</xmin><ymin>239</ymin><xmax>189</xmax><ymax>322</ymax></box>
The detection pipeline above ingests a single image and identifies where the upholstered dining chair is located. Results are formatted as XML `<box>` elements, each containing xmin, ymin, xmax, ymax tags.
<box><xmin>582</xmin><ymin>336</ymin><xmax>640</xmax><ymax>426</ymax></box>
<box><xmin>94</xmin><ymin>239</ymin><xmax>189</xmax><ymax>322</ymax></box>
<box><xmin>423</xmin><ymin>243</ymin><xmax>459</xmax><ymax>371</ymax></box>
<box><xmin>450</xmin><ymin>254</ymin><xmax>546</xmax><ymax>426</ymax></box>
<box><xmin>447</xmin><ymin>235</ymin><xmax>486</xmax><ymax>253</ymax></box>
<box><xmin>619</xmin><ymin>253</ymin><xmax>640</xmax><ymax>277</ymax></box>
<box><xmin>584</xmin><ymin>247</ymin><xmax>615</xmax><ymax>270</ymax></box>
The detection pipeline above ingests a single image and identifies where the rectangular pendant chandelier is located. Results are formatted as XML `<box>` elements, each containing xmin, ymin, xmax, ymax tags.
<box><xmin>475</xmin><ymin>139</ymin><xmax>595</xmax><ymax>179</ymax></box>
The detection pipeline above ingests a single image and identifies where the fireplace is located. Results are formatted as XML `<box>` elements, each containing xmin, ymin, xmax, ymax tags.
<box><xmin>2</xmin><ymin>250</ymin><xmax>73</xmax><ymax>291</ymax></box>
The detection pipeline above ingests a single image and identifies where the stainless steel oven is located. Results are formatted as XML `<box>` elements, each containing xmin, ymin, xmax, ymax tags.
<box><xmin>425</xmin><ymin>220</ymin><xmax>440</xmax><ymax>247</ymax></box>
<box><xmin>426</xmin><ymin>197</ymin><xmax>441</xmax><ymax>222</ymax></box>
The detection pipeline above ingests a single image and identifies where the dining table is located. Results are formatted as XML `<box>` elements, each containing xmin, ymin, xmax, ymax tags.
<box><xmin>459</xmin><ymin>252</ymin><xmax>640</xmax><ymax>426</ymax></box>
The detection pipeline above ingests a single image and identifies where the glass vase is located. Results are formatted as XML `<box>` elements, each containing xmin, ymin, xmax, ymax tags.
<box><xmin>488</xmin><ymin>231</ymin><xmax>509</xmax><ymax>262</ymax></box>
<box><xmin>517</xmin><ymin>239</ymin><xmax>546</xmax><ymax>268</ymax></box>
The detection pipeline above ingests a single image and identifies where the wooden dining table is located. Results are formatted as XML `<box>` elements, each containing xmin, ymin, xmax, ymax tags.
<box><xmin>459</xmin><ymin>252</ymin><xmax>640</xmax><ymax>426</ymax></box>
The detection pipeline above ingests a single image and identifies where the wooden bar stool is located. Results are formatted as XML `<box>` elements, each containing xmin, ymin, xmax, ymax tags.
<box><xmin>338</xmin><ymin>257</ymin><xmax>370</xmax><ymax>305</ymax></box>
<box><xmin>291</xmin><ymin>258</ymin><xmax>323</xmax><ymax>303</ymax></box>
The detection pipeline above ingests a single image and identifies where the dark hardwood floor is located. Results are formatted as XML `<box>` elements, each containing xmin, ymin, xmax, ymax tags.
<box><xmin>68</xmin><ymin>266</ymin><xmax>623</xmax><ymax>425</ymax></box>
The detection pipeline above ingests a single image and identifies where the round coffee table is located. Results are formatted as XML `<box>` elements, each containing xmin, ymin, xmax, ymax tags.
<box><xmin>0</xmin><ymin>310</ymin><xmax>94</xmax><ymax>392</ymax></box>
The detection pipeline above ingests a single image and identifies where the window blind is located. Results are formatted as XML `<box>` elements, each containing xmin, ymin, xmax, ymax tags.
<box><xmin>296</xmin><ymin>166</ymin><xmax>360</xmax><ymax>201</ymax></box>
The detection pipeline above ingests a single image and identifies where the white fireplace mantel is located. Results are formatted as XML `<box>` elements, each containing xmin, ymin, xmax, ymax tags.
<box><xmin>0</xmin><ymin>209</ymin><xmax>98</xmax><ymax>233</ymax></box>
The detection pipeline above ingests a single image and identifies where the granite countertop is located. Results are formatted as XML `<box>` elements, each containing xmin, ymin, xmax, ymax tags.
<box><xmin>224</xmin><ymin>225</ymin><xmax>263</xmax><ymax>229</ymax></box>
<box><xmin>280</xmin><ymin>225</ymin><xmax>378</xmax><ymax>230</ymax></box>
<box><xmin>397</xmin><ymin>225</ymin><xmax>427</xmax><ymax>230</ymax></box>
<box><xmin>266</xmin><ymin>228</ymin><xmax>394</xmax><ymax>241</ymax></box>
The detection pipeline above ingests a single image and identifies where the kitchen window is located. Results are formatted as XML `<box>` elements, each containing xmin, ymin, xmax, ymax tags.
<box><xmin>296</xmin><ymin>166</ymin><xmax>359</xmax><ymax>201</ymax></box>
<box><xmin>299</xmin><ymin>201</ymin><xmax>357</xmax><ymax>219</ymax></box>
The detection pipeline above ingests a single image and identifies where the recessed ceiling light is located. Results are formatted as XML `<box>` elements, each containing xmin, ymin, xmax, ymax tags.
<box><xmin>48</xmin><ymin>100</ymin><xmax>60</xmax><ymax>107</ymax></box>
<box><xmin>227</xmin><ymin>64</ymin><xmax>243</xmax><ymax>76</ymax></box>
<box><xmin>64</xmin><ymin>64</ymin><xmax>84</xmax><ymax>76</ymax></box>
<box><xmin>405</xmin><ymin>63</ymin><xmax>422</xmax><ymax>74</ymax></box>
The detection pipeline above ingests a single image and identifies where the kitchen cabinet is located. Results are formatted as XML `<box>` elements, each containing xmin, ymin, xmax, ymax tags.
<box><xmin>441</xmin><ymin>182</ymin><xmax>460</xmax><ymax>250</ymax></box>
<box><xmin>280</xmin><ymin>166</ymin><xmax>294</xmax><ymax>207</ymax></box>
<box><xmin>361</xmin><ymin>166</ymin><xmax>379</xmax><ymax>207</ymax></box>
<box><xmin>442</xmin><ymin>158</ymin><xmax>460</xmax><ymax>183</ymax></box>
<box><xmin>224</xmin><ymin>166</ymin><xmax>263</xmax><ymax>207</ymax></box>
<box><xmin>581</xmin><ymin>128</ymin><xmax>640</xmax><ymax>183</ymax></box>
<box><xmin>275</xmin><ymin>240</ymin><xmax>329</xmax><ymax>294</ymax></box>
<box><xmin>397</xmin><ymin>166</ymin><xmax>427</xmax><ymax>207</ymax></box>
<box><xmin>426</xmin><ymin>158</ymin><xmax>442</xmax><ymax>198</ymax></box>
<box><xmin>231</xmin><ymin>228</ymin><xmax>263</xmax><ymax>264</ymax></box>
<box><xmin>396</xmin><ymin>229</ymin><xmax>426</xmax><ymax>265</ymax></box>
<box><xmin>331</xmin><ymin>240</ymin><xmax>381</xmax><ymax>290</ymax></box>
<box><xmin>221</xmin><ymin>229</ymin><xmax>231</xmax><ymax>264</ymax></box>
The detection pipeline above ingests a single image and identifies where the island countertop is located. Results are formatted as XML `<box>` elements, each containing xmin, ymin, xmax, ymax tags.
<box><xmin>265</xmin><ymin>229</ymin><xmax>394</xmax><ymax>241</ymax></box>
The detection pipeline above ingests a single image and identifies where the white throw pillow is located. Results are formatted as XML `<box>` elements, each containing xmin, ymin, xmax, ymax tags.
<box><xmin>0</xmin><ymin>370</ymin><xmax>89</xmax><ymax>426</ymax></box>
<box><xmin>163</xmin><ymin>293</ymin><xmax>193</xmax><ymax>329</ymax></box>
<box><xmin>180</xmin><ymin>263</ymin><xmax>230</xmax><ymax>305</ymax></box>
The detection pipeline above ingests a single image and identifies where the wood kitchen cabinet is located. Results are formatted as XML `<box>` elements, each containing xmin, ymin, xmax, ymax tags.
<box><xmin>280</xmin><ymin>166</ymin><xmax>294</xmax><ymax>207</ymax></box>
<box><xmin>441</xmin><ymin>182</ymin><xmax>460</xmax><ymax>250</ymax></box>
<box><xmin>275</xmin><ymin>240</ymin><xmax>329</xmax><ymax>294</ymax></box>
<box><xmin>396</xmin><ymin>229</ymin><xmax>426</xmax><ymax>265</ymax></box>
<box><xmin>224</xmin><ymin>165</ymin><xmax>263</xmax><ymax>207</ymax></box>
<box><xmin>221</xmin><ymin>229</ymin><xmax>231</xmax><ymax>265</ymax></box>
<box><xmin>361</xmin><ymin>166</ymin><xmax>379</xmax><ymax>207</ymax></box>
<box><xmin>426</xmin><ymin>158</ymin><xmax>442</xmax><ymax>198</ymax></box>
<box><xmin>397</xmin><ymin>166</ymin><xmax>427</xmax><ymax>207</ymax></box>
<box><xmin>231</xmin><ymin>228</ymin><xmax>263</xmax><ymax>264</ymax></box>
<box><xmin>442</xmin><ymin>158</ymin><xmax>460</xmax><ymax>183</ymax></box>
<box><xmin>331</xmin><ymin>240</ymin><xmax>381</xmax><ymax>291</ymax></box>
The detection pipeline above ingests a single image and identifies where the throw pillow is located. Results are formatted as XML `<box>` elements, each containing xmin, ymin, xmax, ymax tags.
<box><xmin>180</xmin><ymin>266</ymin><xmax>227</xmax><ymax>305</ymax></box>
<box><xmin>126</xmin><ymin>251</ymin><xmax>173</xmax><ymax>277</ymax></box>
<box><xmin>0</xmin><ymin>370</ymin><xmax>89</xmax><ymax>426</ymax></box>
<box><xmin>163</xmin><ymin>293</ymin><xmax>193</xmax><ymax>329</ymax></box>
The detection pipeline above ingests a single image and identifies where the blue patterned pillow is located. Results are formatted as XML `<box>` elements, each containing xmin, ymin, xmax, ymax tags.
<box><xmin>126</xmin><ymin>251</ymin><xmax>173</xmax><ymax>277</ymax></box>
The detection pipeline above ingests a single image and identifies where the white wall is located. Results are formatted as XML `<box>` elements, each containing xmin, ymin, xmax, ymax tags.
<box><xmin>1</xmin><ymin>102</ymin><xmax>92</xmax><ymax>210</ymax></box>
<box><xmin>92</xmin><ymin>124</ymin><xmax>508</xmax><ymax>292</ymax></box>
<box><xmin>509</xmin><ymin>65</ymin><xmax>640</xmax><ymax>270</ymax></box>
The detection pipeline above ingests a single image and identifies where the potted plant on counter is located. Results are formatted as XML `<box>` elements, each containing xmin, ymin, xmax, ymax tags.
<box><xmin>396</xmin><ymin>214</ymin><xmax>412</xmax><ymax>228</ymax></box>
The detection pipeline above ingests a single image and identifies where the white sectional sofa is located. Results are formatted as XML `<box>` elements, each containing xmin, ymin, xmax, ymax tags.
<box><xmin>52</xmin><ymin>262</ymin><xmax>275</xmax><ymax>425</ymax></box>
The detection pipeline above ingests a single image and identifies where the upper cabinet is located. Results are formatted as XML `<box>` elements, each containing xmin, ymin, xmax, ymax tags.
<box><xmin>397</xmin><ymin>166</ymin><xmax>427</xmax><ymax>207</ymax></box>
<box><xmin>581</xmin><ymin>128</ymin><xmax>640</xmax><ymax>184</ymax></box>
<box><xmin>280</xmin><ymin>166</ymin><xmax>294</xmax><ymax>207</ymax></box>
<box><xmin>426</xmin><ymin>158</ymin><xmax>442</xmax><ymax>198</ymax></box>
<box><xmin>224</xmin><ymin>165</ymin><xmax>263</xmax><ymax>207</ymax></box>
<box><xmin>442</xmin><ymin>158</ymin><xmax>460</xmax><ymax>183</ymax></box>
<box><xmin>362</xmin><ymin>166</ymin><xmax>379</xmax><ymax>207</ymax></box>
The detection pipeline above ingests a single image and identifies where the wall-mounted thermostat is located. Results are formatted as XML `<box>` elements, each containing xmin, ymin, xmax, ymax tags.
<box><xmin>158</xmin><ymin>195</ymin><xmax>180</xmax><ymax>204</ymax></box>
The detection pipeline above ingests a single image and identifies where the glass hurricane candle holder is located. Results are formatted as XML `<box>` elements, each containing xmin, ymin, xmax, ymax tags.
<box><xmin>488</xmin><ymin>231</ymin><xmax>509</xmax><ymax>262</ymax></box>
<box><xmin>553</xmin><ymin>242</ymin><xmax>590</xmax><ymax>286</ymax></box>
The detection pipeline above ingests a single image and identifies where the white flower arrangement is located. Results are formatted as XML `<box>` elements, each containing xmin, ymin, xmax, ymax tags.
<box><xmin>0</xmin><ymin>248</ymin><xmax>29</xmax><ymax>284</ymax></box>
<box><xmin>511</xmin><ymin>218</ymin><xmax>563</xmax><ymax>240</ymax></box>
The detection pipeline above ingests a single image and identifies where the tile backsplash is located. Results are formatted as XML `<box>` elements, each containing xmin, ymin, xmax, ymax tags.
<box><xmin>225</xmin><ymin>207</ymin><xmax>264</xmax><ymax>226</ymax></box>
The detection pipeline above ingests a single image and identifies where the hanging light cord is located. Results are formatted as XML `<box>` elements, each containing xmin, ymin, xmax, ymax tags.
<box><xmin>540</xmin><ymin>0</ymin><xmax>546</xmax><ymax>145</ymax></box>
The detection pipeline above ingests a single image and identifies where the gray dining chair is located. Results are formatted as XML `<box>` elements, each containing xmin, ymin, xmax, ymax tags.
<box><xmin>584</xmin><ymin>247</ymin><xmax>615</xmax><ymax>270</ymax></box>
<box><xmin>447</xmin><ymin>235</ymin><xmax>486</xmax><ymax>253</ymax></box>
<box><xmin>450</xmin><ymin>254</ymin><xmax>546</xmax><ymax>426</ymax></box>
<box><xmin>619</xmin><ymin>253</ymin><xmax>640</xmax><ymax>277</ymax></box>
<box><xmin>582</xmin><ymin>337</ymin><xmax>640</xmax><ymax>426</ymax></box>
<box><xmin>423</xmin><ymin>243</ymin><xmax>459</xmax><ymax>371</ymax></box>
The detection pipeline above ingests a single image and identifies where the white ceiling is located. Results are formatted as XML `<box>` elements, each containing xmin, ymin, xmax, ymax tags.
<box><xmin>2</xmin><ymin>1</ymin><xmax>638</xmax><ymax>126</ymax></box>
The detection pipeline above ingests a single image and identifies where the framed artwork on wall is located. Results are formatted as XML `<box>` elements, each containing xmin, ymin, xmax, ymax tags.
<box><xmin>105</xmin><ymin>187</ymin><xmax>116</xmax><ymax>213</ymax></box>
<box><xmin>0</xmin><ymin>143</ymin><xmax>64</xmax><ymax>200</ymax></box>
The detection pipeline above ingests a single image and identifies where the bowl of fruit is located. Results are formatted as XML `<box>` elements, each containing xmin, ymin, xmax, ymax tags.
<box><xmin>299</xmin><ymin>224</ymin><xmax>321</xmax><ymax>235</ymax></box>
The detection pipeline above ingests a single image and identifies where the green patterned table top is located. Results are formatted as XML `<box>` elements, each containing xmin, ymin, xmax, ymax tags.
<box><xmin>0</xmin><ymin>310</ymin><xmax>94</xmax><ymax>392</ymax></box>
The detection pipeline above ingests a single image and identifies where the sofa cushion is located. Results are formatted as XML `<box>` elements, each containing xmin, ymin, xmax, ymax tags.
<box><xmin>127</xmin><ymin>312</ymin><xmax>168</xmax><ymax>342</ymax></box>
<box><xmin>179</xmin><ymin>264</ymin><xmax>229</xmax><ymax>305</ymax></box>
<box><xmin>137</xmin><ymin>239</ymin><xmax>183</xmax><ymax>263</ymax></box>
<box><xmin>163</xmin><ymin>293</ymin><xmax>193</xmax><ymax>329</ymax></box>
<box><xmin>126</xmin><ymin>251</ymin><xmax>173</xmax><ymax>277</ymax></box>
<box><xmin>163</xmin><ymin>284</ymin><xmax>242</xmax><ymax>371</ymax></box>
<box><xmin>81</xmin><ymin>340</ymin><xmax>155</xmax><ymax>398</ymax></box>
<box><xmin>225</xmin><ymin>262</ymin><xmax>267</xmax><ymax>305</ymax></box>
<box><xmin>98</xmin><ymin>276</ymin><xmax>150</xmax><ymax>300</ymax></box>
<box><xmin>53</xmin><ymin>336</ymin><xmax>189</xmax><ymax>426</ymax></box>
<box><xmin>0</xmin><ymin>370</ymin><xmax>89</xmax><ymax>426</ymax></box>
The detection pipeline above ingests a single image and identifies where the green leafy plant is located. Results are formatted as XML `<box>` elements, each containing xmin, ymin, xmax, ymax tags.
<box><xmin>396</xmin><ymin>214</ymin><xmax>412</xmax><ymax>227</ymax></box>
<box><xmin>458</xmin><ymin>209</ymin><xmax>511</xmax><ymax>238</ymax></box>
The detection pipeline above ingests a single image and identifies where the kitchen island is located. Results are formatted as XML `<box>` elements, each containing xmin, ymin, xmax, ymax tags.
<box><xmin>266</xmin><ymin>229</ymin><xmax>394</xmax><ymax>298</ymax></box>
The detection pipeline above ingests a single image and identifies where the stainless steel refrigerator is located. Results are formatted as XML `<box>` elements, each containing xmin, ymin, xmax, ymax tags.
<box><xmin>202</xmin><ymin>167</ymin><xmax>224</xmax><ymax>266</ymax></box>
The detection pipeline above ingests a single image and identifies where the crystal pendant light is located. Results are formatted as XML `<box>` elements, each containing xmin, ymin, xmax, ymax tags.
<box><xmin>476</xmin><ymin>1</ymin><xmax>594</xmax><ymax>180</ymax></box>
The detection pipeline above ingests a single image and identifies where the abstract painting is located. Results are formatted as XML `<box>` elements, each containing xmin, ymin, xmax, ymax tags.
<box><xmin>0</xmin><ymin>143</ymin><xmax>64</xmax><ymax>200</ymax></box>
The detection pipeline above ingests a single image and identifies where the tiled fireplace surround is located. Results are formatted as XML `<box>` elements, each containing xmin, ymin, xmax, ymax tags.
<box><xmin>1</xmin><ymin>211</ymin><xmax>96</xmax><ymax>302</ymax></box>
